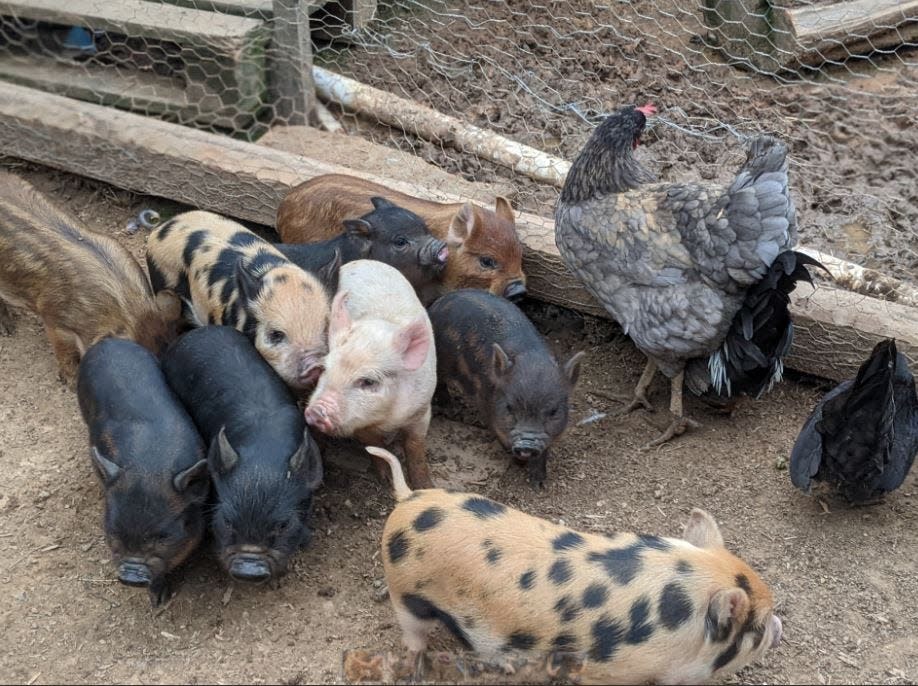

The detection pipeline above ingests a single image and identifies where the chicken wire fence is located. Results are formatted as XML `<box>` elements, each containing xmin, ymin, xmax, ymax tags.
<box><xmin>1</xmin><ymin>0</ymin><xmax>917</xmax><ymax>283</ymax></box>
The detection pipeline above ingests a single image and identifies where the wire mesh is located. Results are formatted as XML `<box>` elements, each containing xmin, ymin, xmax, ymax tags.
<box><xmin>0</xmin><ymin>0</ymin><xmax>916</xmax><ymax>282</ymax></box>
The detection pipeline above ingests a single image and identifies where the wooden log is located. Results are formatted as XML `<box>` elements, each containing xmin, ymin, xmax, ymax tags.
<box><xmin>161</xmin><ymin>0</ymin><xmax>274</xmax><ymax>20</ymax></box>
<box><xmin>702</xmin><ymin>0</ymin><xmax>918</xmax><ymax>72</ymax></box>
<box><xmin>269</xmin><ymin>0</ymin><xmax>315</xmax><ymax>125</ymax></box>
<box><xmin>0</xmin><ymin>82</ymin><xmax>914</xmax><ymax>381</ymax></box>
<box><xmin>0</xmin><ymin>0</ymin><xmax>269</xmax><ymax>114</ymax></box>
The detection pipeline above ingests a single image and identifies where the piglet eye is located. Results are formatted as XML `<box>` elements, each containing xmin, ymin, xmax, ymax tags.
<box><xmin>356</xmin><ymin>377</ymin><xmax>379</xmax><ymax>390</ymax></box>
<box><xmin>479</xmin><ymin>256</ymin><xmax>498</xmax><ymax>270</ymax></box>
<box><xmin>393</xmin><ymin>236</ymin><xmax>409</xmax><ymax>248</ymax></box>
<box><xmin>268</xmin><ymin>329</ymin><xmax>286</xmax><ymax>345</ymax></box>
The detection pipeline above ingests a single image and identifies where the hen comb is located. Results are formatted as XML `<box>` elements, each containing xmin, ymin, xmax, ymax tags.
<box><xmin>636</xmin><ymin>103</ymin><xmax>657</xmax><ymax>117</ymax></box>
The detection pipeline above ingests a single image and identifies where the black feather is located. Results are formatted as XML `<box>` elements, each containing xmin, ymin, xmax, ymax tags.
<box><xmin>711</xmin><ymin>250</ymin><xmax>827</xmax><ymax>398</ymax></box>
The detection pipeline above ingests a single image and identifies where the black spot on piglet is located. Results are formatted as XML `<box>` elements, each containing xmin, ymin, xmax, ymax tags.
<box><xmin>402</xmin><ymin>594</ymin><xmax>472</xmax><ymax>649</ymax></box>
<box><xmin>387</xmin><ymin>529</ymin><xmax>410</xmax><ymax>564</ymax></box>
<box><xmin>553</xmin><ymin>595</ymin><xmax>581</xmax><ymax>623</ymax></box>
<box><xmin>229</xmin><ymin>232</ymin><xmax>258</xmax><ymax>248</ymax></box>
<box><xmin>659</xmin><ymin>581</ymin><xmax>693</xmax><ymax>630</ymax></box>
<box><xmin>589</xmin><ymin>615</ymin><xmax>624</xmax><ymax>662</ymax></box>
<box><xmin>552</xmin><ymin>633</ymin><xmax>578</xmax><ymax>652</ymax></box>
<box><xmin>548</xmin><ymin>558</ymin><xmax>573</xmax><ymax>585</ymax></box>
<box><xmin>413</xmin><ymin>507</ymin><xmax>445</xmax><ymax>532</ymax></box>
<box><xmin>552</xmin><ymin>531</ymin><xmax>585</xmax><ymax>551</ymax></box>
<box><xmin>155</xmin><ymin>218</ymin><xmax>177</xmax><ymax>241</ymax></box>
<box><xmin>582</xmin><ymin>583</ymin><xmax>609</xmax><ymax>608</ymax></box>
<box><xmin>735</xmin><ymin>574</ymin><xmax>752</xmax><ymax>597</ymax></box>
<box><xmin>462</xmin><ymin>496</ymin><xmax>506</xmax><ymax>519</ymax></box>
<box><xmin>625</xmin><ymin>596</ymin><xmax>654</xmax><ymax>644</ymax></box>
<box><xmin>519</xmin><ymin>570</ymin><xmax>535</xmax><ymax>591</ymax></box>
<box><xmin>183</xmin><ymin>230</ymin><xmax>208</xmax><ymax>267</ymax></box>
<box><xmin>503</xmin><ymin>631</ymin><xmax>538</xmax><ymax>652</ymax></box>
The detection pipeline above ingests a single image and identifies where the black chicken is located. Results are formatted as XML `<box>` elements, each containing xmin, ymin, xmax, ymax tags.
<box><xmin>790</xmin><ymin>339</ymin><xmax>918</xmax><ymax>503</ymax></box>
<box><xmin>555</xmin><ymin>103</ymin><xmax>823</xmax><ymax>446</ymax></box>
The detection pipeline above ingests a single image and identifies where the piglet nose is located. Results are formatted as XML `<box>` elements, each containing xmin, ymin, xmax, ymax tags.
<box><xmin>304</xmin><ymin>405</ymin><xmax>325</xmax><ymax>424</ymax></box>
<box><xmin>503</xmin><ymin>281</ymin><xmax>526</xmax><ymax>301</ymax></box>
<box><xmin>436</xmin><ymin>244</ymin><xmax>449</xmax><ymax>265</ymax></box>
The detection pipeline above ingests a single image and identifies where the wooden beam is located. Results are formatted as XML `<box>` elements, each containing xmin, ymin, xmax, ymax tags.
<box><xmin>703</xmin><ymin>0</ymin><xmax>918</xmax><ymax>71</ymax></box>
<box><xmin>269</xmin><ymin>0</ymin><xmax>315</xmax><ymax>126</ymax></box>
<box><xmin>161</xmin><ymin>0</ymin><xmax>274</xmax><ymax>20</ymax></box>
<box><xmin>0</xmin><ymin>82</ymin><xmax>914</xmax><ymax>382</ymax></box>
<box><xmin>0</xmin><ymin>0</ymin><xmax>270</xmax><ymax>113</ymax></box>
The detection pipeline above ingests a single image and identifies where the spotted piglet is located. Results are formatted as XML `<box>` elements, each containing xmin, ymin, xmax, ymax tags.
<box><xmin>369</xmin><ymin>446</ymin><xmax>782</xmax><ymax>685</ymax></box>
<box><xmin>146</xmin><ymin>211</ymin><xmax>333</xmax><ymax>391</ymax></box>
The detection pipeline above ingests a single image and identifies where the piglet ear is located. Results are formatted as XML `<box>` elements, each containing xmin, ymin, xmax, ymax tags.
<box><xmin>317</xmin><ymin>248</ymin><xmax>341</xmax><ymax>292</ymax></box>
<box><xmin>683</xmin><ymin>508</ymin><xmax>725</xmax><ymax>549</ymax></box>
<box><xmin>705</xmin><ymin>588</ymin><xmax>749</xmax><ymax>644</ymax></box>
<box><xmin>370</xmin><ymin>196</ymin><xmax>396</xmax><ymax>211</ymax></box>
<box><xmin>288</xmin><ymin>427</ymin><xmax>324</xmax><ymax>490</ymax></box>
<box><xmin>91</xmin><ymin>446</ymin><xmax>122</xmax><ymax>485</ymax></box>
<box><xmin>564</xmin><ymin>351</ymin><xmax>585</xmax><ymax>388</ymax></box>
<box><xmin>173</xmin><ymin>458</ymin><xmax>209</xmax><ymax>496</ymax></box>
<box><xmin>210</xmin><ymin>426</ymin><xmax>239</xmax><ymax>476</ymax></box>
<box><xmin>490</xmin><ymin>343</ymin><xmax>513</xmax><ymax>383</ymax></box>
<box><xmin>343</xmin><ymin>219</ymin><xmax>372</xmax><ymax>238</ymax></box>
<box><xmin>395</xmin><ymin>316</ymin><xmax>430</xmax><ymax>371</ymax></box>
<box><xmin>494</xmin><ymin>196</ymin><xmax>515</xmax><ymax>223</ymax></box>
<box><xmin>234</xmin><ymin>261</ymin><xmax>262</xmax><ymax>304</ymax></box>
<box><xmin>329</xmin><ymin>290</ymin><xmax>352</xmax><ymax>336</ymax></box>
<box><xmin>446</xmin><ymin>203</ymin><xmax>476</xmax><ymax>245</ymax></box>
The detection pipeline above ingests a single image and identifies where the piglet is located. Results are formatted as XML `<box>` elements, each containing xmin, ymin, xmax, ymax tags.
<box><xmin>161</xmin><ymin>326</ymin><xmax>324</xmax><ymax>584</ymax></box>
<box><xmin>370</xmin><ymin>446</ymin><xmax>783</xmax><ymax>685</ymax></box>
<box><xmin>0</xmin><ymin>171</ymin><xmax>181</xmax><ymax>382</ymax></box>
<box><xmin>305</xmin><ymin>260</ymin><xmax>437</xmax><ymax>489</ymax></box>
<box><xmin>77</xmin><ymin>337</ymin><xmax>209</xmax><ymax>607</ymax></box>
<box><xmin>276</xmin><ymin>173</ymin><xmax>526</xmax><ymax>300</ymax></box>
<box><xmin>428</xmin><ymin>290</ymin><xmax>584</xmax><ymax>487</ymax></box>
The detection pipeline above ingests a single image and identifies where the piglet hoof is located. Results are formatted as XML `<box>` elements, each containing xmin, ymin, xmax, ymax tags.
<box><xmin>149</xmin><ymin>577</ymin><xmax>175</xmax><ymax>612</ymax></box>
<box><xmin>372</xmin><ymin>582</ymin><xmax>390</xmax><ymax>603</ymax></box>
<box><xmin>641</xmin><ymin>416</ymin><xmax>701</xmax><ymax>450</ymax></box>
<box><xmin>0</xmin><ymin>304</ymin><xmax>14</xmax><ymax>335</ymax></box>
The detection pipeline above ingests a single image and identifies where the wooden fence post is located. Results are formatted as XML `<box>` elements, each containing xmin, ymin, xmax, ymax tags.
<box><xmin>270</xmin><ymin>0</ymin><xmax>314</xmax><ymax>125</ymax></box>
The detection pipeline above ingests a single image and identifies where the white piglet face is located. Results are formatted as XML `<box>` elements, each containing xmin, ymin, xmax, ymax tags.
<box><xmin>304</xmin><ymin>291</ymin><xmax>430</xmax><ymax>437</ymax></box>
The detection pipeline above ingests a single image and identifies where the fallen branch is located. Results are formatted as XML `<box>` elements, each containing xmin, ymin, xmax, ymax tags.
<box><xmin>312</xmin><ymin>66</ymin><xmax>571</xmax><ymax>188</ymax></box>
<box><xmin>0</xmin><ymin>81</ymin><xmax>915</xmax><ymax>381</ymax></box>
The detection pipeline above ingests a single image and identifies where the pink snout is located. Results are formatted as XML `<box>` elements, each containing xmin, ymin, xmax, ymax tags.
<box><xmin>436</xmin><ymin>245</ymin><xmax>449</xmax><ymax>265</ymax></box>
<box><xmin>304</xmin><ymin>397</ymin><xmax>339</xmax><ymax>435</ymax></box>
<box><xmin>298</xmin><ymin>356</ymin><xmax>324</xmax><ymax>387</ymax></box>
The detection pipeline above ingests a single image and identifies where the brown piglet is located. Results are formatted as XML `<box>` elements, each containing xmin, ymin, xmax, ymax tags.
<box><xmin>0</xmin><ymin>172</ymin><xmax>181</xmax><ymax>382</ymax></box>
<box><xmin>275</xmin><ymin>173</ymin><xmax>526</xmax><ymax>300</ymax></box>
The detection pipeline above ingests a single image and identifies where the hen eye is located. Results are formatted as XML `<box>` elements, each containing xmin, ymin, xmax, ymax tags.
<box><xmin>393</xmin><ymin>236</ymin><xmax>410</xmax><ymax>248</ymax></box>
<box><xmin>479</xmin><ymin>256</ymin><xmax>498</xmax><ymax>270</ymax></box>
<box><xmin>268</xmin><ymin>329</ymin><xmax>286</xmax><ymax>345</ymax></box>
<box><xmin>357</xmin><ymin>377</ymin><xmax>379</xmax><ymax>390</ymax></box>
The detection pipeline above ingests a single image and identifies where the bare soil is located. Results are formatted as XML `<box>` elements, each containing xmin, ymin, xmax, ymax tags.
<box><xmin>0</xmin><ymin>164</ymin><xmax>916</xmax><ymax>685</ymax></box>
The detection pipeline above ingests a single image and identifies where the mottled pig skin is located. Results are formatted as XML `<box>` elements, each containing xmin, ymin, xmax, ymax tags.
<box><xmin>305</xmin><ymin>260</ymin><xmax>437</xmax><ymax>489</ymax></box>
<box><xmin>370</xmin><ymin>447</ymin><xmax>783</xmax><ymax>686</ymax></box>
<box><xmin>0</xmin><ymin>171</ymin><xmax>181</xmax><ymax>382</ymax></box>
<box><xmin>275</xmin><ymin>173</ymin><xmax>526</xmax><ymax>300</ymax></box>
<box><xmin>428</xmin><ymin>290</ymin><xmax>584</xmax><ymax>487</ymax></box>
<box><xmin>161</xmin><ymin>326</ymin><xmax>324</xmax><ymax>585</ymax></box>
<box><xmin>77</xmin><ymin>338</ymin><xmax>209</xmax><ymax>607</ymax></box>
<box><xmin>278</xmin><ymin>196</ymin><xmax>448</xmax><ymax>305</ymax></box>
<box><xmin>146</xmin><ymin>210</ymin><xmax>330</xmax><ymax>391</ymax></box>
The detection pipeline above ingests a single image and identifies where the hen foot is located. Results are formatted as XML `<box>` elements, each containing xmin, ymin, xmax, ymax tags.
<box><xmin>642</xmin><ymin>415</ymin><xmax>701</xmax><ymax>449</ymax></box>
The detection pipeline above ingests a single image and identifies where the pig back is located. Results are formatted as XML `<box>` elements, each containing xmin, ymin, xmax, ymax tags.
<box><xmin>339</xmin><ymin>260</ymin><xmax>428</xmax><ymax>326</ymax></box>
<box><xmin>77</xmin><ymin>337</ymin><xmax>204</xmax><ymax>470</ymax></box>
<box><xmin>161</xmin><ymin>326</ymin><xmax>305</xmax><ymax>463</ymax></box>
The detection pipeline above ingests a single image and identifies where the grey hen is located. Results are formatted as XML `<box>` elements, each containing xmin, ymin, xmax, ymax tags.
<box><xmin>555</xmin><ymin>103</ymin><xmax>822</xmax><ymax>445</ymax></box>
<box><xmin>790</xmin><ymin>339</ymin><xmax>918</xmax><ymax>503</ymax></box>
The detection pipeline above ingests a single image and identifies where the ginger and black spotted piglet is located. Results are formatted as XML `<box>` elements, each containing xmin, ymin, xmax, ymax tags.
<box><xmin>146</xmin><ymin>211</ymin><xmax>332</xmax><ymax>391</ymax></box>
<box><xmin>370</xmin><ymin>446</ymin><xmax>782</xmax><ymax>685</ymax></box>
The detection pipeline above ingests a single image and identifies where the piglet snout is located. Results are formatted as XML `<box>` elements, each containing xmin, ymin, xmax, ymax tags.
<box><xmin>503</xmin><ymin>280</ymin><xmax>527</xmax><ymax>301</ymax></box>
<box><xmin>229</xmin><ymin>555</ymin><xmax>272</xmax><ymax>584</ymax></box>
<box><xmin>436</xmin><ymin>245</ymin><xmax>449</xmax><ymax>265</ymax></box>
<box><xmin>118</xmin><ymin>561</ymin><xmax>152</xmax><ymax>588</ymax></box>
<box><xmin>305</xmin><ymin>398</ymin><xmax>339</xmax><ymax>435</ymax></box>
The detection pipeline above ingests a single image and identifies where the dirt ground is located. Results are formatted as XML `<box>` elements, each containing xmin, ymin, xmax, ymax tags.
<box><xmin>0</xmin><ymin>164</ymin><xmax>916</xmax><ymax>685</ymax></box>
<box><xmin>321</xmin><ymin>0</ymin><xmax>918</xmax><ymax>286</ymax></box>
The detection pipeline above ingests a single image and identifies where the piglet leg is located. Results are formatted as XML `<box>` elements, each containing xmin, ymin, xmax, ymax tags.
<box><xmin>403</xmin><ymin>426</ymin><xmax>434</xmax><ymax>489</ymax></box>
<box><xmin>0</xmin><ymin>300</ymin><xmax>15</xmax><ymax>335</ymax></box>
<box><xmin>44</xmin><ymin>324</ymin><xmax>81</xmax><ymax>385</ymax></box>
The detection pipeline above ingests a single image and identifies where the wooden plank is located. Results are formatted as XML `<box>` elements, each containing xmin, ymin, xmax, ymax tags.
<box><xmin>0</xmin><ymin>82</ymin><xmax>914</xmax><ymax>382</ymax></box>
<box><xmin>0</xmin><ymin>0</ymin><xmax>270</xmax><ymax>112</ymax></box>
<box><xmin>158</xmin><ymin>0</ymin><xmax>274</xmax><ymax>20</ymax></box>
<box><xmin>0</xmin><ymin>54</ymin><xmax>251</xmax><ymax>129</ymax></box>
<box><xmin>269</xmin><ymin>0</ymin><xmax>315</xmax><ymax>125</ymax></box>
<box><xmin>703</xmin><ymin>0</ymin><xmax>918</xmax><ymax>71</ymax></box>
<box><xmin>772</xmin><ymin>0</ymin><xmax>918</xmax><ymax>67</ymax></box>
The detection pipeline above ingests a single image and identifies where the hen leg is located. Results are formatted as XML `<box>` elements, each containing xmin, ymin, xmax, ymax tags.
<box><xmin>644</xmin><ymin>371</ymin><xmax>701</xmax><ymax>448</ymax></box>
<box><xmin>605</xmin><ymin>359</ymin><xmax>657</xmax><ymax>415</ymax></box>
